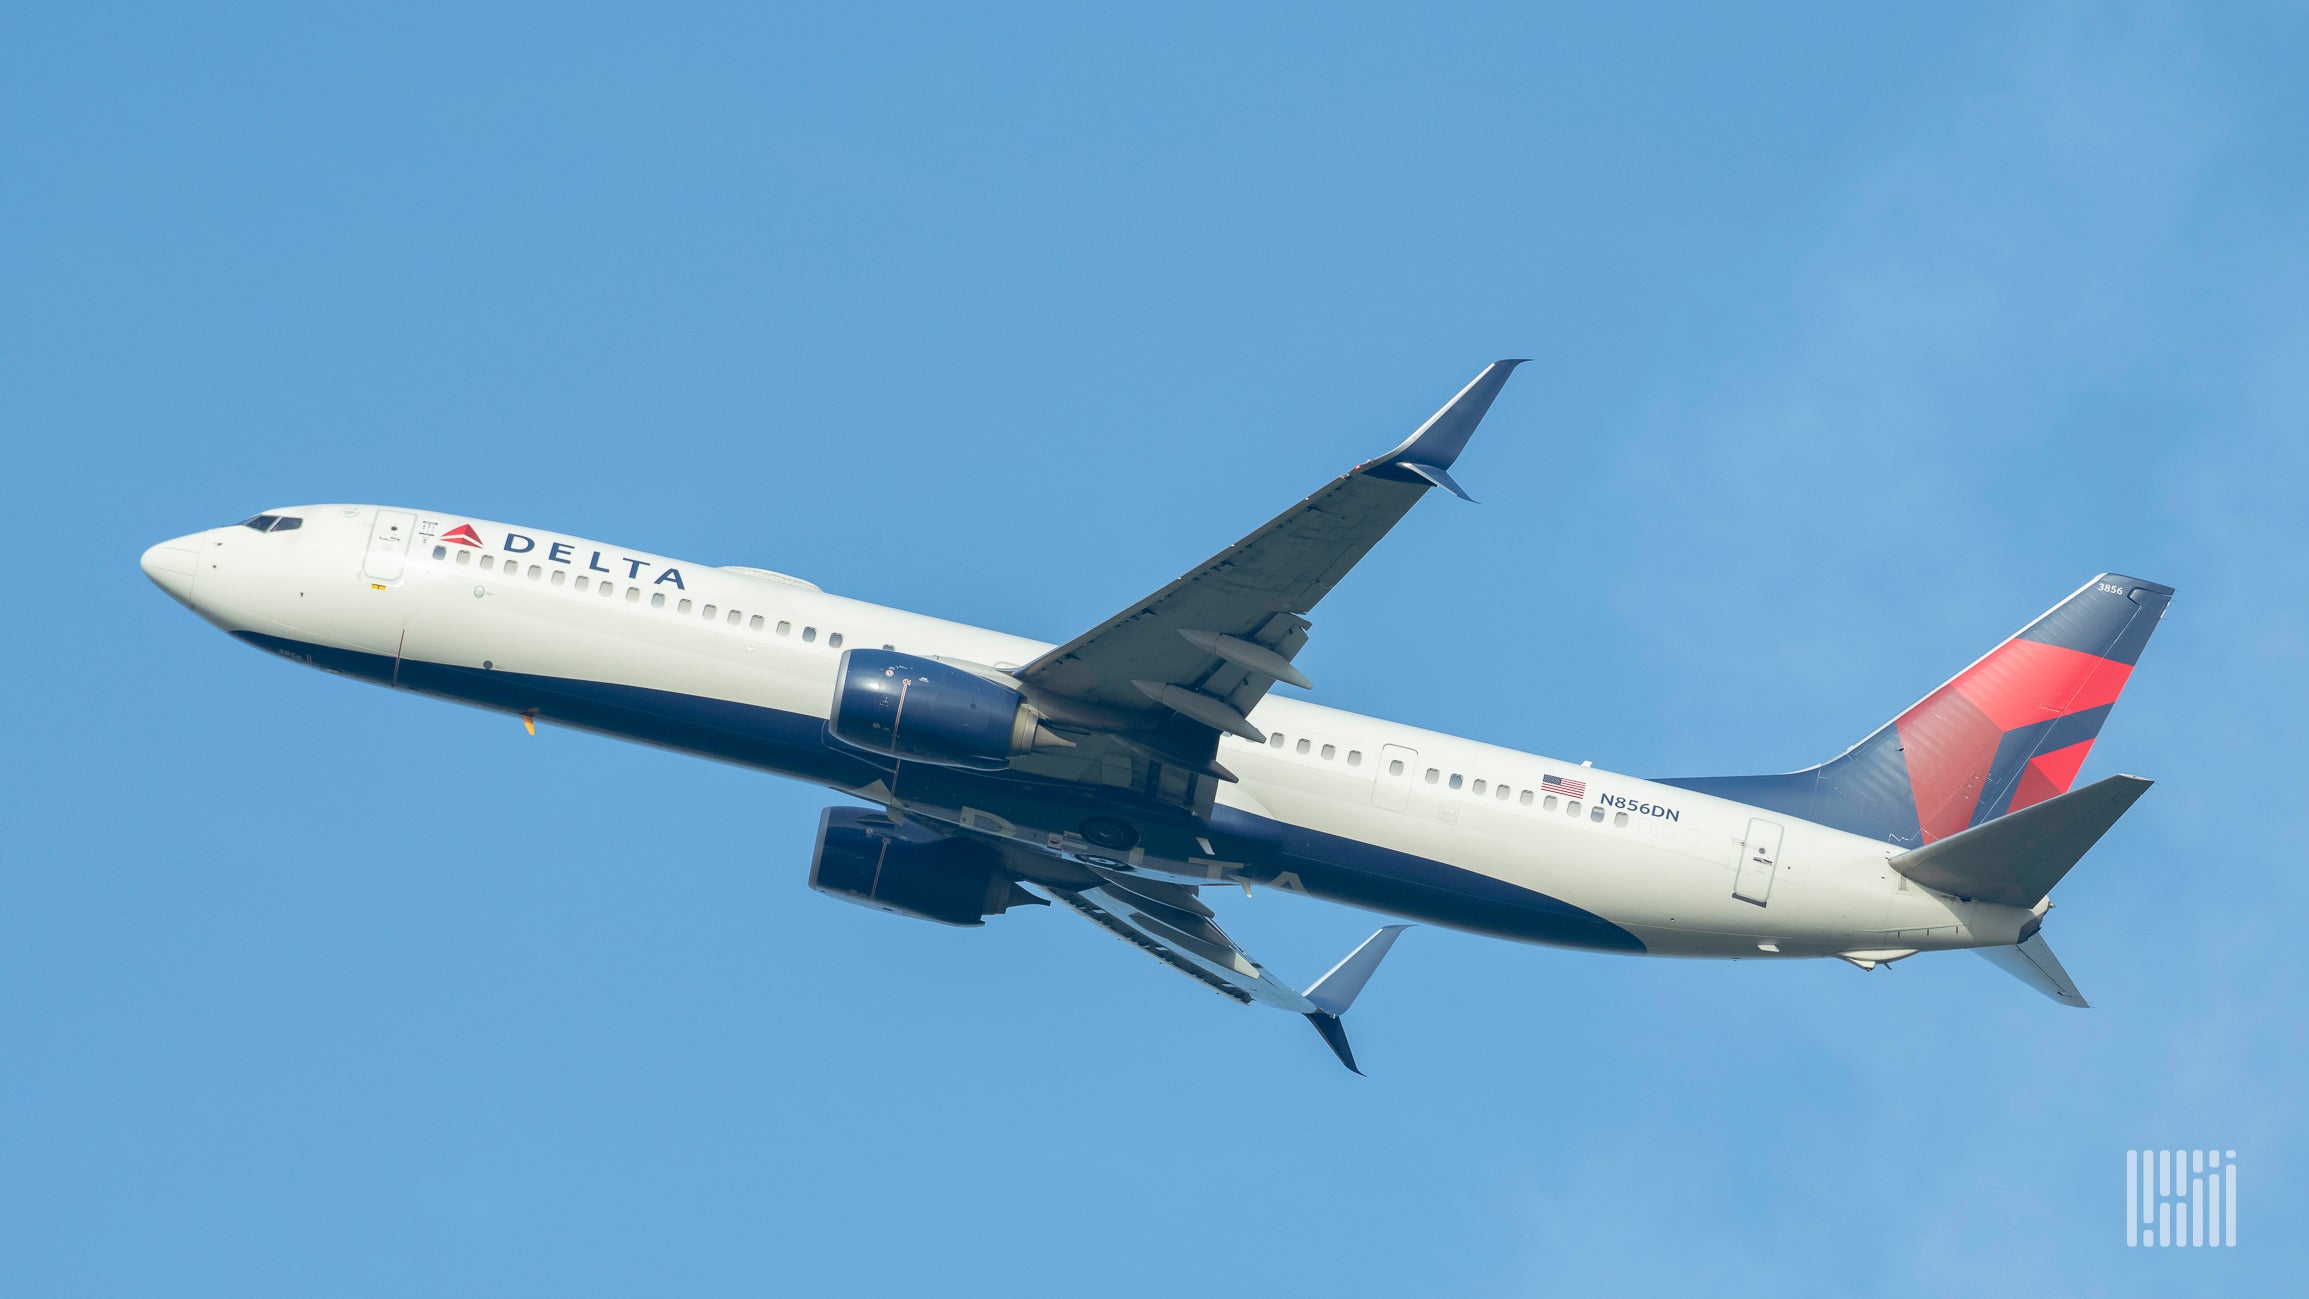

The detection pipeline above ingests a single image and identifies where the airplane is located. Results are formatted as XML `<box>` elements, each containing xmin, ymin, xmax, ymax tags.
<box><xmin>138</xmin><ymin>361</ymin><xmax>2171</xmax><ymax>1071</ymax></box>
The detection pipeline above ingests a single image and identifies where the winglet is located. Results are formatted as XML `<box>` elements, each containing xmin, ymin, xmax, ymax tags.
<box><xmin>1300</xmin><ymin>925</ymin><xmax>1411</xmax><ymax>1073</ymax></box>
<box><xmin>1364</xmin><ymin>359</ymin><xmax>1526</xmax><ymax>497</ymax></box>
<box><xmin>1392</xmin><ymin>462</ymin><xmax>1477</xmax><ymax>503</ymax></box>
<box><xmin>1305</xmin><ymin>1012</ymin><xmax>1363</xmax><ymax>1074</ymax></box>
<box><xmin>1306</xmin><ymin>925</ymin><xmax>1411</xmax><ymax>1014</ymax></box>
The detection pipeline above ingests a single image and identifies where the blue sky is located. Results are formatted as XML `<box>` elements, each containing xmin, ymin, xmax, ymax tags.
<box><xmin>5</xmin><ymin>3</ymin><xmax>2303</xmax><ymax>1293</ymax></box>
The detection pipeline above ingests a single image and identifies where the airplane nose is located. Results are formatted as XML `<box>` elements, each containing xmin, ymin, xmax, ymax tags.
<box><xmin>140</xmin><ymin>536</ymin><xmax>199</xmax><ymax>605</ymax></box>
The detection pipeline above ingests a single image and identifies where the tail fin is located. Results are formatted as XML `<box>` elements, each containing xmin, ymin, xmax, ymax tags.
<box><xmin>1661</xmin><ymin>574</ymin><xmax>2173</xmax><ymax>846</ymax></box>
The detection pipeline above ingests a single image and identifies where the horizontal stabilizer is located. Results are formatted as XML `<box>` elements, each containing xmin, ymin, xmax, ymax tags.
<box><xmin>1888</xmin><ymin>774</ymin><xmax>2152</xmax><ymax>908</ymax></box>
<box><xmin>1977</xmin><ymin>933</ymin><xmax>2089</xmax><ymax>1007</ymax></box>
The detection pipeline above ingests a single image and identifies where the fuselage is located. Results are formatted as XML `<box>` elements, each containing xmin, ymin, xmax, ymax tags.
<box><xmin>140</xmin><ymin>505</ymin><xmax>2036</xmax><ymax>963</ymax></box>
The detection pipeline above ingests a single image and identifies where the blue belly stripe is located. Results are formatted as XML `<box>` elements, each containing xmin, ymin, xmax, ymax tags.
<box><xmin>1210</xmin><ymin>805</ymin><xmax>1644</xmax><ymax>952</ymax></box>
<box><xmin>233</xmin><ymin>631</ymin><xmax>1643</xmax><ymax>952</ymax></box>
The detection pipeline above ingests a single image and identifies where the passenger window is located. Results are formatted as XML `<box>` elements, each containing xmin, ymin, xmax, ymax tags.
<box><xmin>1389</xmin><ymin>759</ymin><xmax>1405</xmax><ymax>776</ymax></box>
<box><xmin>1297</xmin><ymin>739</ymin><xmax>1311</xmax><ymax>754</ymax></box>
<box><xmin>1520</xmin><ymin>790</ymin><xmax>1533</xmax><ymax>806</ymax></box>
<box><xmin>652</xmin><ymin>593</ymin><xmax>666</xmax><ymax>608</ymax></box>
<box><xmin>1321</xmin><ymin>744</ymin><xmax>1335</xmax><ymax>760</ymax></box>
<box><xmin>750</xmin><ymin>615</ymin><xmax>764</xmax><ymax>630</ymax></box>
<box><xmin>1424</xmin><ymin>768</ymin><xmax>1439</xmax><ymax>784</ymax></box>
<box><xmin>480</xmin><ymin>556</ymin><xmax>495</xmax><ymax>571</ymax></box>
<box><xmin>456</xmin><ymin>550</ymin><xmax>471</xmax><ymax>566</ymax></box>
<box><xmin>678</xmin><ymin>599</ymin><xmax>693</xmax><ymax>613</ymax></box>
<box><xmin>1472</xmin><ymin>779</ymin><xmax>1486</xmax><ymax>795</ymax></box>
<box><xmin>529</xmin><ymin>565</ymin><xmax>542</xmax><ymax>579</ymax></box>
<box><xmin>1448</xmin><ymin>774</ymin><xmax>1463</xmax><ymax>790</ymax></box>
<box><xmin>703</xmin><ymin>604</ymin><xmax>717</xmax><ymax>619</ymax></box>
<box><xmin>1544</xmin><ymin>794</ymin><xmax>1557</xmax><ymax>811</ymax></box>
<box><xmin>1347</xmin><ymin>750</ymin><xmax>1362</xmax><ymax>766</ymax></box>
<box><xmin>625</xmin><ymin>588</ymin><xmax>640</xmax><ymax>603</ymax></box>
<box><xmin>431</xmin><ymin>545</ymin><xmax>447</xmax><ymax>560</ymax></box>
<box><xmin>1614</xmin><ymin>811</ymin><xmax>1629</xmax><ymax>827</ymax></box>
<box><xmin>1269</xmin><ymin>733</ymin><xmax>1285</xmax><ymax>748</ymax></box>
<box><xmin>1497</xmin><ymin>785</ymin><xmax>1511</xmax><ymax>801</ymax></box>
<box><xmin>574</xmin><ymin>575</ymin><xmax>588</xmax><ymax>590</ymax></box>
<box><xmin>551</xmin><ymin>570</ymin><xmax>566</xmax><ymax>586</ymax></box>
<box><xmin>777</xmin><ymin>621</ymin><xmax>791</xmax><ymax>636</ymax></box>
<box><xmin>803</xmin><ymin>627</ymin><xmax>817</xmax><ymax>642</ymax></box>
<box><xmin>1567</xmin><ymin>801</ymin><xmax>1582</xmax><ymax>817</ymax></box>
<box><xmin>829</xmin><ymin>633</ymin><xmax>844</xmax><ymax>648</ymax></box>
<box><xmin>1590</xmin><ymin>806</ymin><xmax>1605</xmax><ymax>822</ymax></box>
<box><xmin>727</xmin><ymin>609</ymin><xmax>740</xmax><ymax>625</ymax></box>
<box><xmin>600</xmin><ymin>582</ymin><xmax>614</xmax><ymax>597</ymax></box>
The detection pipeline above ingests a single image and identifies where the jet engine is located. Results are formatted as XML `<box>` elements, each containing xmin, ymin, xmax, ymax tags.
<box><xmin>808</xmin><ymin>805</ymin><xmax>1042</xmax><ymax>927</ymax></box>
<box><xmin>829</xmin><ymin>649</ymin><xmax>1072</xmax><ymax>769</ymax></box>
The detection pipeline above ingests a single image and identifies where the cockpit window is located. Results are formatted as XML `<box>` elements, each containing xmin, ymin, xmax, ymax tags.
<box><xmin>270</xmin><ymin>516</ymin><xmax>302</xmax><ymax>531</ymax></box>
<box><xmin>236</xmin><ymin>514</ymin><xmax>303</xmax><ymax>532</ymax></box>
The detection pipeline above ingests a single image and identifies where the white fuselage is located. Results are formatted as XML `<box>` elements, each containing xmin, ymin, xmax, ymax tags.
<box><xmin>142</xmin><ymin>505</ymin><xmax>2034</xmax><ymax>963</ymax></box>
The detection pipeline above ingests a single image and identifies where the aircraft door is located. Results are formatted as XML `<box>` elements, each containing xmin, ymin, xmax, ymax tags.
<box><xmin>363</xmin><ymin>509</ymin><xmax>416</xmax><ymax>583</ymax></box>
<box><xmin>1375</xmin><ymin>745</ymin><xmax>1418</xmax><ymax>812</ymax></box>
<box><xmin>1733</xmin><ymin>817</ymin><xmax>1783</xmax><ymax>906</ymax></box>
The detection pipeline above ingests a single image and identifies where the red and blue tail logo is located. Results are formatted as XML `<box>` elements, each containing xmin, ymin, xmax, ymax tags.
<box><xmin>1663</xmin><ymin>574</ymin><xmax>2172</xmax><ymax>846</ymax></box>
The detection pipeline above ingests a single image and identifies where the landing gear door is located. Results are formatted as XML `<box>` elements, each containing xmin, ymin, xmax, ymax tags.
<box><xmin>1733</xmin><ymin>817</ymin><xmax>1783</xmax><ymax>906</ymax></box>
<box><xmin>363</xmin><ymin>509</ymin><xmax>416</xmax><ymax>583</ymax></box>
<box><xmin>1375</xmin><ymin>745</ymin><xmax>1418</xmax><ymax>812</ymax></box>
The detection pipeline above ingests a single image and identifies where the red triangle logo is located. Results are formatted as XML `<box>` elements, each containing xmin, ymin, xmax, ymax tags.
<box><xmin>440</xmin><ymin>523</ymin><xmax>484</xmax><ymax>548</ymax></box>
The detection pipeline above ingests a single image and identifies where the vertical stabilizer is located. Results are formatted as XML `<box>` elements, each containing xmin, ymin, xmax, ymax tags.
<box><xmin>1661</xmin><ymin>574</ymin><xmax>2172</xmax><ymax>846</ymax></box>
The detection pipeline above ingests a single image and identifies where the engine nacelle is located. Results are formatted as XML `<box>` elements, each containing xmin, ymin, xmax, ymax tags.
<box><xmin>829</xmin><ymin>648</ymin><xmax>1069</xmax><ymax>769</ymax></box>
<box><xmin>808</xmin><ymin>805</ymin><xmax>1040</xmax><ymax>927</ymax></box>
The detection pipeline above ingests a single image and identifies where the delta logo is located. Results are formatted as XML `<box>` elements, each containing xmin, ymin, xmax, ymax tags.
<box><xmin>428</xmin><ymin>521</ymin><xmax>691</xmax><ymax>591</ymax></box>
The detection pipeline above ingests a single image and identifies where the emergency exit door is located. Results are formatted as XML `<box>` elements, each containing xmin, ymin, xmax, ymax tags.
<box><xmin>363</xmin><ymin>509</ymin><xmax>416</xmax><ymax>582</ymax></box>
<box><xmin>1374</xmin><ymin>745</ymin><xmax>1418</xmax><ymax>812</ymax></box>
<box><xmin>1733</xmin><ymin>818</ymin><xmax>1783</xmax><ymax>906</ymax></box>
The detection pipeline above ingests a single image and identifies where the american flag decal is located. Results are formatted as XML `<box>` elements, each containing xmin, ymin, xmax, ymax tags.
<box><xmin>1541</xmin><ymin>773</ymin><xmax>1585</xmax><ymax>799</ymax></box>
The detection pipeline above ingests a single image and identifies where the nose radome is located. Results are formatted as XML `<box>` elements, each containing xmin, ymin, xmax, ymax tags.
<box><xmin>140</xmin><ymin>535</ymin><xmax>200</xmax><ymax>605</ymax></box>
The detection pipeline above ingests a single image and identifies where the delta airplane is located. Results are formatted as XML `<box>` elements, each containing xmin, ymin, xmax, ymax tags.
<box><xmin>139</xmin><ymin>363</ymin><xmax>2171</xmax><ymax>1070</ymax></box>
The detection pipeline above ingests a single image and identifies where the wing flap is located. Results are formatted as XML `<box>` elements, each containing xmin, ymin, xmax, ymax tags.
<box><xmin>1042</xmin><ymin>886</ymin><xmax>1260</xmax><ymax>1006</ymax></box>
<box><xmin>975</xmin><ymin>833</ymin><xmax>1412</xmax><ymax>1070</ymax></box>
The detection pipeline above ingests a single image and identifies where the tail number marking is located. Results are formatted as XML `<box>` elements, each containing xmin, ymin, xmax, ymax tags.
<box><xmin>1597</xmin><ymin>793</ymin><xmax>1680</xmax><ymax>822</ymax></box>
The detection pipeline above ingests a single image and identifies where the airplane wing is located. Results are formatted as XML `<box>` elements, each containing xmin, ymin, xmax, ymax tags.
<box><xmin>1013</xmin><ymin>361</ymin><xmax>1525</xmax><ymax>798</ymax></box>
<box><xmin>1040</xmin><ymin>866</ymin><xmax>1311</xmax><ymax>1009</ymax></box>
<box><xmin>1003</xmin><ymin>848</ymin><xmax>1410</xmax><ymax>1072</ymax></box>
<box><xmin>809</xmin><ymin>804</ymin><xmax>1411</xmax><ymax>1071</ymax></box>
